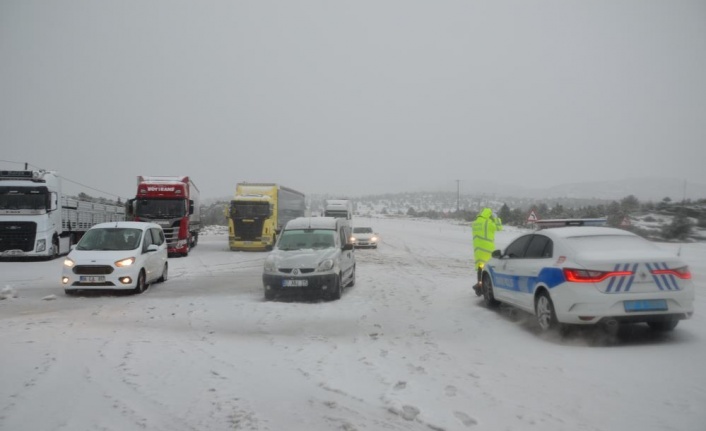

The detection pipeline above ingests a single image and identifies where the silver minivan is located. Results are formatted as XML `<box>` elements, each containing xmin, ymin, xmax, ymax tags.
<box><xmin>262</xmin><ymin>217</ymin><xmax>356</xmax><ymax>300</ymax></box>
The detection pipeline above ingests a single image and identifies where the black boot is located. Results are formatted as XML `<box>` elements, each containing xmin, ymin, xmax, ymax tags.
<box><xmin>473</xmin><ymin>283</ymin><xmax>483</xmax><ymax>297</ymax></box>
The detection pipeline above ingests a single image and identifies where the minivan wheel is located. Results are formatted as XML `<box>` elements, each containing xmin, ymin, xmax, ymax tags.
<box><xmin>329</xmin><ymin>274</ymin><xmax>343</xmax><ymax>300</ymax></box>
<box><xmin>347</xmin><ymin>266</ymin><xmax>356</xmax><ymax>287</ymax></box>
<box><xmin>535</xmin><ymin>291</ymin><xmax>559</xmax><ymax>331</ymax></box>
<box><xmin>157</xmin><ymin>263</ymin><xmax>168</xmax><ymax>283</ymax></box>
<box><xmin>134</xmin><ymin>270</ymin><xmax>147</xmax><ymax>294</ymax></box>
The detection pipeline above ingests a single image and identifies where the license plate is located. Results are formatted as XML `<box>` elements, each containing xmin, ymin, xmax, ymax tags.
<box><xmin>282</xmin><ymin>279</ymin><xmax>308</xmax><ymax>287</ymax></box>
<box><xmin>624</xmin><ymin>299</ymin><xmax>668</xmax><ymax>312</ymax></box>
<box><xmin>80</xmin><ymin>276</ymin><xmax>105</xmax><ymax>283</ymax></box>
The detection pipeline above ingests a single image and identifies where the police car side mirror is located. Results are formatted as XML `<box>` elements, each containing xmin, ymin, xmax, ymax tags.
<box><xmin>492</xmin><ymin>250</ymin><xmax>502</xmax><ymax>258</ymax></box>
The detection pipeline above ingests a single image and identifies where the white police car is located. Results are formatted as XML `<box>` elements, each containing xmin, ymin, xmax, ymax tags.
<box><xmin>481</xmin><ymin>226</ymin><xmax>695</xmax><ymax>332</ymax></box>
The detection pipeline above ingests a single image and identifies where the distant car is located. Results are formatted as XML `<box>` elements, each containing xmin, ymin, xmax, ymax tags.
<box><xmin>351</xmin><ymin>226</ymin><xmax>379</xmax><ymax>249</ymax></box>
<box><xmin>481</xmin><ymin>226</ymin><xmax>695</xmax><ymax>332</ymax></box>
<box><xmin>263</xmin><ymin>217</ymin><xmax>356</xmax><ymax>300</ymax></box>
<box><xmin>61</xmin><ymin>221</ymin><xmax>168</xmax><ymax>295</ymax></box>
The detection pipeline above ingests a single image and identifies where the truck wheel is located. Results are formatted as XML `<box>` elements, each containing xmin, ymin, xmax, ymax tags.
<box><xmin>51</xmin><ymin>237</ymin><xmax>60</xmax><ymax>260</ymax></box>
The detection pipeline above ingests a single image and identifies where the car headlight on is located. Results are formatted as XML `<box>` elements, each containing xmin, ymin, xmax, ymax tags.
<box><xmin>317</xmin><ymin>259</ymin><xmax>334</xmax><ymax>272</ymax></box>
<box><xmin>63</xmin><ymin>257</ymin><xmax>75</xmax><ymax>268</ymax></box>
<box><xmin>371</xmin><ymin>236</ymin><xmax>378</xmax><ymax>242</ymax></box>
<box><xmin>115</xmin><ymin>257</ymin><xmax>136</xmax><ymax>267</ymax></box>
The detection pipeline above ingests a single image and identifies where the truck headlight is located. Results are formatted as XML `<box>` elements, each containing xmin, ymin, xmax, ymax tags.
<box><xmin>37</xmin><ymin>239</ymin><xmax>46</xmax><ymax>252</ymax></box>
<box><xmin>63</xmin><ymin>258</ymin><xmax>75</xmax><ymax>268</ymax></box>
<box><xmin>317</xmin><ymin>259</ymin><xmax>334</xmax><ymax>272</ymax></box>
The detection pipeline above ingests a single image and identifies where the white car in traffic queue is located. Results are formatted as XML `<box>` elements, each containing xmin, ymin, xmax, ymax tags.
<box><xmin>480</xmin><ymin>226</ymin><xmax>695</xmax><ymax>332</ymax></box>
<box><xmin>62</xmin><ymin>221</ymin><xmax>168</xmax><ymax>295</ymax></box>
<box><xmin>263</xmin><ymin>217</ymin><xmax>356</xmax><ymax>301</ymax></box>
<box><xmin>351</xmin><ymin>226</ymin><xmax>379</xmax><ymax>249</ymax></box>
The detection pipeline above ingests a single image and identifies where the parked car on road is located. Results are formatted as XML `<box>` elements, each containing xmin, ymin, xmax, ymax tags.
<box><xmin>351</xmin><ymin>226</ymin><xmax>378</xmax><ymax>249</ymax></box>
<box><xmin>481</xmin><ymin>226</ymin><xmax>695</xmax><ymax>332</ymax></box>
<box><xmin>263</xmin><ymin>217</ymin><xmax>355</xmax><ymax>300</ymax></box>
<box><xmin>61</xmin><ymin>221</ymin><xmax>168</xmax><ymax>295</ymax></box>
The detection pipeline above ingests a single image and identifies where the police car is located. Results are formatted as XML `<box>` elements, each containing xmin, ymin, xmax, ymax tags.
<box><xmin>480</xmin><ymin>225</ymin><xmax>695</xmax><ymax>332</ymax></box>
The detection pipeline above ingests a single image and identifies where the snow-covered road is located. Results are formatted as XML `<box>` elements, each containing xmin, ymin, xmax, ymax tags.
<box><xmin>1</xmin><ymin>217</ymin><xmax>704</xmax><ymax>431</ymax></box>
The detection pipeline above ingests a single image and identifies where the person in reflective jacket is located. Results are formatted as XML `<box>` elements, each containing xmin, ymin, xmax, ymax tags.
<box><xmin>492</xmin><ymin>212</ymin><xmax>503</xmax><ymax>231</ymax></box>
<box><xmin>472</xmin><ymin>208</ymin><xmax>498</xmax><ymax>296</ymax></box>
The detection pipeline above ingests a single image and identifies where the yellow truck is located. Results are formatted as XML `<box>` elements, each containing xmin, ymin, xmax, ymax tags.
<box><xmin>227</xmin><ymin>183</ymin><xmax>306</xmax><ymax>251</ymax></box>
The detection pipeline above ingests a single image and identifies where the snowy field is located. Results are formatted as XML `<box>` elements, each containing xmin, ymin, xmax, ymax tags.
<box><xmin>1</xmin><ymin>217</ymin><xmax>704</xmax><ymax>431</ymax></box>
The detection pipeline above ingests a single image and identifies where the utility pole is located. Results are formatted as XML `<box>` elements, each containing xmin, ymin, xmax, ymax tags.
<box><xmin>456</xmin><ymin>180</ymin><xmax>460</xmax><ymax>213</ymax></box>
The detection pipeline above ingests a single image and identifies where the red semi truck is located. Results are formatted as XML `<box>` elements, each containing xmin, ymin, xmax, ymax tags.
<box><xmin>126</xmin><ymin>176</ymin><xmax>201</xmax><ymax>256</ymax></box>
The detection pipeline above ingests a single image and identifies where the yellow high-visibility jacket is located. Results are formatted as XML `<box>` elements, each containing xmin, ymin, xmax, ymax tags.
<box><xmin>472</xmin><ymin>208</ymin><xmax>497</xmax><ymax>270</ymax></box>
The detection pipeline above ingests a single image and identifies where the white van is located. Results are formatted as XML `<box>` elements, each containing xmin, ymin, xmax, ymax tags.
<box><xmin>262</xmin><ymin>217</ymin><xmax>355</xmax><ymax>300</ymax></box>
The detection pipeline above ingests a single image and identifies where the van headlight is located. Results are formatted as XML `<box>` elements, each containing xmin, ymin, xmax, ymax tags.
<box><xmin>63</xmin><ymin>258</ymin><xmax>75</xmax><ymax>268</ymax></box>
<box><xmin>317</xmin><ymin>259</ymin><xmax>334</xmax><ymax>272</ymax></box>
<box><xmin>264</xmin><ymin>258</ymin><xmax>277</xmax><ymax>272</ymax></box>
<box><xmin>115</xmin><ymin>257</ymin><xmax>136</xmax><ymax>267</ymax></box>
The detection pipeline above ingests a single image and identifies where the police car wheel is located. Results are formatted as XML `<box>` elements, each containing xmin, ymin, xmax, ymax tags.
<box><xmin>647</xmin><ymin>319</ymin><xmax>679</xmax><ymax>332</ymax></box>
<box><xmin>535</xmin><ymin>292</ymin><xmax>559</xmax><ymax>331</ymax></box>
<box><xmin>482</xmin><ymin>273</ymin><xmax>500</xmax><ymax>308</ymax></box>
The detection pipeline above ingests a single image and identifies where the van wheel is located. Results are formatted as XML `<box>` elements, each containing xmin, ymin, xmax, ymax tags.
<box><xmin>157</xmin><ymin>263</ymin><xmax>168</xmax><ymax>283</ymax></box>
<box><xmin>329</xmin><ymin>274</ymin><xmax>343</xmax><ymax>300</ymax></box>
<box><xmin>347</xmin><ymin>266</ymin><xmax>356</xmax><ymax>287</ymax></box>
<box><xmin>134</xmin><ymin>270</ymin><xmax>147</xmax><ymax>294</ymax></box>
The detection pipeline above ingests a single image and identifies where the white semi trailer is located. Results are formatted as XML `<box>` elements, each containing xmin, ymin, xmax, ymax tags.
<box><xmin>0</xmin><ymin>170</ymin><xmax>124</xmax><ymax>259</ymax></box>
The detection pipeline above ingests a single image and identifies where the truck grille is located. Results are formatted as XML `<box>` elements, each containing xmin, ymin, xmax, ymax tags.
<box><xmin>234</xmin><ymin>219</ymin><xmax>265</xmax><ymax>241</ymax></box>
<box><xmin>73</xmin><ymin>265</ymin><xmax>114</xmax><ymax>275</ymax></box>
<box><xmin>0</xmin><ymin>221</ymin><xmax>37</xmax><ymax>252</ymax></box>
<box><xmin>162</xmin><ymin>220</ymin><xmax>182</xmax><ymax>248</ymax></box>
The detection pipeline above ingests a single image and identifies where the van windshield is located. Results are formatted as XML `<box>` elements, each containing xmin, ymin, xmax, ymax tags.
<box><xmin>277</xmin><ymin>229</ymin><xmax>336</xmax><ymax>251</ymax></box>
<box><xmin>77</xmin><ymin>228</ymin><xmax>143</xmax><ymax>251</ymax></box>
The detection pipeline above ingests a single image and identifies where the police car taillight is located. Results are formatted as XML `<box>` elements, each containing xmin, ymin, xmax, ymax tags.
<box><xmin>563</xmin><ymin>268</ymin><xmax>633</xmax><ymax>283</ymax></box>
<box><xmin>651</xmin><ymin>266</ymin><xmax>691</xmax><ymax>280</ymax></box>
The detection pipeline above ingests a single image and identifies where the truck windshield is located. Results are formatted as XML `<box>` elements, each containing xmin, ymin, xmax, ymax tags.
<box><xmin>325</xmin><ymin>210</ymin><xmax>349</xmax><ymax>218</ymax></box>
<box><xmin>135</xmin><ymin>199</ymin><xmax>185</xmax><ymax>218</ymax></box>
<box><xmin>0</xmin><ymin>186</ymin><xmax>49</xmax><ymax>211</ymax></box>
<box><xmin>231</xmin><ymin>202</ymin><xmax>271</xmax><ymax>218</ymax></box>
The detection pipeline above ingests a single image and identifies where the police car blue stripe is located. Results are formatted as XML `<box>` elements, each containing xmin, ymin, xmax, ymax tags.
<box><xmin>488</xmin><ymin>266</ymin><xmax>565</xmax><ymax>293</ymax></box>
<box><xmin>606</xmin><ymin>263</ymin><xmax>621</xmax><ymax>293</ymax></box>
<box><xmin>613</xmin><ymin>263</ymin><xmax>631</xmax><ymax>293</ymax></box>
<box><xmin>658</xmin><ymin>262</ymin><xmax>679</xmax><ymax>291</ymax></box>
<box><xmin>647</xmin><ymin>262</ymin><xmax>665</xmax><ymax>291</ymax></box>
<box><xmin>624</xmin><ymin>263</ymin><xmax>638</xmax><ymax>292</ymax></box>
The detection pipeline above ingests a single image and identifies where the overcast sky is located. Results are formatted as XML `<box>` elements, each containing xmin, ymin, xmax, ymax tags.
<box><xmin>2</xmin><ymin>1</ymin><xmax>705</xmax><ymax>201</ymax></box>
